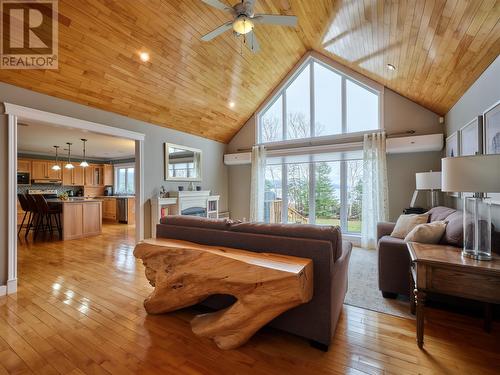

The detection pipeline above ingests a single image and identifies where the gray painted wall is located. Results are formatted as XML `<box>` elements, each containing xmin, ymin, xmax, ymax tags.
<box><xmin>444</xmin><ymin>56</ymin><xmax>500</xmax><ymax>225</ymax></box>
<box><xmin>0</xmin><ymin>82</ymin><xmax>229</xmax><ymax>285</ymax></box>
<box><xmin>227</xmin><ymin>88</ymin><xmax>443</xmax><ymax>222</ymax></box>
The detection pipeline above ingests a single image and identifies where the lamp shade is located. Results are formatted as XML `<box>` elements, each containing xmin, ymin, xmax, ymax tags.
<box><xmin>442</xmin><ymin>155</ymin><xmax>500</xmax><ymax>193</ymax></box>
<box><xmin>416</xmin><ymin>171</ymin><xmax>442</xmax><ymax>190</ymax></box>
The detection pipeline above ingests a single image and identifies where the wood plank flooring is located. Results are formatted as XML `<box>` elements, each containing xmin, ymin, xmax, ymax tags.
<box><xmin>1</xmin><ymin>223</ymin><xmax>499</xmax><ymax>374</ymax></box>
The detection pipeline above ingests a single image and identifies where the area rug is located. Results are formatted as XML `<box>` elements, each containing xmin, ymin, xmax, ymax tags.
<box><xmin>344</xmin><ymin>247</ymin><xmax>415</xmax><ymax>320</ymax></box>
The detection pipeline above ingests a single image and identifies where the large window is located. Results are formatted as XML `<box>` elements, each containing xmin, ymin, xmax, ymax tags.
<box><xmin>264</xmin><ymin>152</ymin><xmax>363</xmax><ymax>234</ymax></box>
<box><xmin>115</xmin><ymin>164</ymin><xmax>135</xmax><ymax>195</ymax></box>
<box><xmin>258</xmin><ymin>58</ymin><xmax>380</xmax><ymax>144</ymax></box>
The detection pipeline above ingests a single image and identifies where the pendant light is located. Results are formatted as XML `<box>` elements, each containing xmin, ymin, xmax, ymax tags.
<box><xmin>65</xmin><ymin>142</ymin><xmax>74</xmax><ymax>169</ymax></box>
<box><xmin>80</xmin><ymin>138</ymin><xmax>89</xmax><ymax>167</ymax></box>
<box><xmin>51</xmin><ymin>146</ymin><xmax>61</xmax><ymax>171</ymax></box>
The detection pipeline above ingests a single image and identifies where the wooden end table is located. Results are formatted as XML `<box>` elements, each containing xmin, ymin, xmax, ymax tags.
<box><xmin>407</xmin><ymin>242</ymin><xmax>500</xmax><ymax>349</ymax></box>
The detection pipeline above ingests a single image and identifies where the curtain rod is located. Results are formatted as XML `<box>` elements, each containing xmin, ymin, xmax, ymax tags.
<box><xmin>237</xmin><ymin>130</ymin><xmax>415</xmax><ymax>153</ymax></box>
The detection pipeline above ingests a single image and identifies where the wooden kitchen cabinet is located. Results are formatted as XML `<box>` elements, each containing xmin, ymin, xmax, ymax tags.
<box><xmin>31</xmin><ymin>160</ymin><xmax>48</xmax><ymax>179</ymax></box>
<box><xmin>104</xmin><ymin>164</ymin><xmax>113</xmax><ymax>186</ymax></box>
<box><xmin>94</xmin><ymin>165</ymin><xmax>104</xmax><ymax>186</ymax></box>
<box><xmin>84</xmin><ymin>166</ymin><xmax>94</xmax><ymax>186</ymax></box>
<box><xmin>127</xmin><ymin>198</ymin><xmax>135</xmax><ymax>225</ymax></box>
<box><xmin>31</xmin><ymin>160</ymin><xmax>61</xmax><ymax>180</ymax></box>
<box><xmin>47</xmin><ymin>162</ymin><xmax>62</xmax><ymax>179</ymax></box>
<box><xmin>74</xmin><ymin>166</ymin><xmax>85</xmax><ymax>186</ymax></box>
<box><xmin>63</xmin><ymin>166</ymin><xmax>85</xmax><ymax>186</ymax></box>
<box><xmin>102</xmin><ymin>198</ymin><xmax>117</xmax><ymax>220</ymax></box>
<box><xmin>17</xmin><ymin>159</ymin><xmax>31</xmax><ymax>173</ymax></box>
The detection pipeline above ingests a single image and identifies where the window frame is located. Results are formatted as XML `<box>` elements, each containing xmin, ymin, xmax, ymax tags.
<box><xmin>114</xmin><ymin>163</ymin><xmax>135</xmax><ymax>195</ymax></box>
<box><xmin>256</xmin><ymin>53</ymin><xmax>384</xmax><ymax>145</ymax></box>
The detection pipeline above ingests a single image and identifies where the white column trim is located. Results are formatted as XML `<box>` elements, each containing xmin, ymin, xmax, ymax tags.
<box><xmin>7</xmin><ymin>114</ymin><xmax>18</xmax><ymax>294</ymax></box>
<box><xmin>136</xmin><ymin>139</ymin><xmax>145</xmax><ymax>241</ymax></box>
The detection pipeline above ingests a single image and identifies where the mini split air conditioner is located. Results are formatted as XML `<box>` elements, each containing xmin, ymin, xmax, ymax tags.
<box><xmin>224</xmin><ymin>152</ymin><xmax>252</xmax><ymax>166</ymax></box>
<box><xmin>386</xmin><ymin>134</ymin><xmax>443</xmax><ymax>154</ymax></box>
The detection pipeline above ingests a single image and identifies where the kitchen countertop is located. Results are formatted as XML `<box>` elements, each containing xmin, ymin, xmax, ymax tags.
<box><xmin>46</xmin><ymin>198</ymin><xmax>103</xmax><ymax>203</ymax></box>
<box><xmin>96</xmin><ymin>196</ymin><xmax>136</xmax><ymax>199</ymax></box>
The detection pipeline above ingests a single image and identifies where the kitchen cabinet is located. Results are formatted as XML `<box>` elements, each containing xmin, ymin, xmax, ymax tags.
<box><xmin>127</xmin><ymin>198</ymin><xmax>135</xmax><ymax>225</ymax></box>
<box><xmin>17</xmin><ymin>159</ymin><xmax>31</xmax><ymax>173</ymax></box>
<box><xmin>47</xmin><ymin>162</ymin><xmax>62</xmax><ymax>179</ymax></box>
<box><xmin>93</xmin><ymin>165</ymin><xmax>104</xmax><ymax>186</ymax></box>
<box><xmin>104</xmin><ymin>164</ymin><xmax>113</xmax><ymax>186</ymax></box>
<box><xmin>84</xmin><ymin>166</ymin><xmax>94</xmax><ymax>186</ymax></box>
<box><xmin>31</xmin><ymin>160</ymin><xmax>61</xmax><ymax>180</ymax></box>
<box><xmin>63</xmin><ymin>166</ymin><xmax>85</xmax><ymax>186</ymax></box>
<box><xmin>102</xmin><ymin>198</ymin><xmax>117</xmax><ymax>220</ymax></box>
<box><xmin>31</xmin><ymin>160</ymin><xmax>47</xmax><ymax>179</ymax></box>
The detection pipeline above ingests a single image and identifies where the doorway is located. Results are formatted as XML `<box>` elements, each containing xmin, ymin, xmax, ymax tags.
<box><xmin>4</xmin><ymin>102</ymin><xmax>145</xmax><ymax>295</ymax></box>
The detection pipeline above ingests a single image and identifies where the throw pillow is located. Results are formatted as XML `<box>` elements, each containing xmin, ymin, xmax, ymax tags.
<box><xmin>390</xmin><ymin>214</ymin><xmax>429</xmax><ymax>239</ymax></box>
<box><xmin>404</xmin><ymin>221</ymin><xmax>448</xmax><ymax>244</ymax></box>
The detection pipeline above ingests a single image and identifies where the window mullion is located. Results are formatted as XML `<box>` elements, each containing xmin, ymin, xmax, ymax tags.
<box><xmin>310</xmin><ymin>61</ymin><xmax>315</xmax><ymax>138</ymax></box>
<box><xmin>282</xmin><ymin>92</ymin><xmax>287</xmax><ymax>141</ymax></box>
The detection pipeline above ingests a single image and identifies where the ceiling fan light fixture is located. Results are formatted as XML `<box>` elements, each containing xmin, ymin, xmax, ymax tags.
<box><xmin>233</xmin><ymin>16</ymin><xmax>254</xmax><ymax>35</ymax></box>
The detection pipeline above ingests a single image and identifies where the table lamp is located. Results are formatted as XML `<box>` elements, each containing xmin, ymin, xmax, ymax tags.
<box><xmin>415</xmin><ymin>171</ymin><xmax>442</xmax><ymax>207</ymax></box>
<box><xmin>442</xmin><ymin>155</ymin><xmax>500</xmax><ymax>261</ymax></box>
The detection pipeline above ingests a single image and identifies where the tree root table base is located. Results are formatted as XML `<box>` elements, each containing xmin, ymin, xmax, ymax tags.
<box><xmin>134</xmin><ymin>238</ymin><xmax>313</xmax><ymax>350</ymax></box>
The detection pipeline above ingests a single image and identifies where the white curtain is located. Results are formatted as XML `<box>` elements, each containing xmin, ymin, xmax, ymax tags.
<box><xmin>362</xmin><ymin>132</ymin><xmax>389</xmax><ymax>249</ymax></box>
<box><xmin>250</xmin><ymin>145</ymin><xmax>266</xmax><ymax>222</ymax></box>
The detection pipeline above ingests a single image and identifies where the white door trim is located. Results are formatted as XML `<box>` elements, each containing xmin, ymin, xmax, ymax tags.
<box><xmin>2</xmin><ymin>102</ymin><xmax>145</xmax><ymax>295</ymax></box>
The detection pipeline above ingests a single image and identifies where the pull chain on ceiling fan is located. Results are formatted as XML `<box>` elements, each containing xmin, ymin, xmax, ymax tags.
<box><xmin>200</xmin><ymin>0</ymin><xmax>298</xmax><ymax>54</ymax></box>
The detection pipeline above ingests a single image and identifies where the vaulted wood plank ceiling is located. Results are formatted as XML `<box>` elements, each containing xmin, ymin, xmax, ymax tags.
<box><xmin>1</xmin><ymin>1</ymin><xmax>499</xmax><ymax>143</ymax></box>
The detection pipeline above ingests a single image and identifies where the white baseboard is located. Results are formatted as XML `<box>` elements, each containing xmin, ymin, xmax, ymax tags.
<box><xmin>6</xmin><ymin>279</ymin><xmax>17</xmax><ymax>294</ymax></box>
<box><xmin>0</xmin><ymin>285</ymin><xmax>6</xmax><ymax>296</ymax></box>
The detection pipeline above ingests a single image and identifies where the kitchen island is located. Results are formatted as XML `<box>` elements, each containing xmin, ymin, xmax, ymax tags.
<box><xmin>47</xmin><ymin>198</ymin><xmax>102</xmax><ymax>240</ymax></box>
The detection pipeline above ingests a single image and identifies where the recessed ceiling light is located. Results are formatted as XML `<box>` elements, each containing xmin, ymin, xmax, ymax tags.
<box><xmin>229</xmin><ymin>101</ymin><xmax>235</xmax><ymax>108</ymax></box>
<box><xmin>139</xmin><ymin>52</ymin><xmax>150</xmax><ymax>62</ymax></box>
<box><xmin>386</xmin><ymin>64</ymin><xmax>396</xmax><ymax>71</ymax></box>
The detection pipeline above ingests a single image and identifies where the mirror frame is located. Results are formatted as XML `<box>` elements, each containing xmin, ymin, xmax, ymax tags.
<box><xmin>164</xmin><ymin>143</ymin><xmax>202</xmax><ymax>182</ymax></box>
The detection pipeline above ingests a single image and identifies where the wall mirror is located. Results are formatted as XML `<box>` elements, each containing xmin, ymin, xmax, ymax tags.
<box><xmin>164</xmin><ymin>143</ymin><xmax>202</xmax><ymax>181</ymax></box>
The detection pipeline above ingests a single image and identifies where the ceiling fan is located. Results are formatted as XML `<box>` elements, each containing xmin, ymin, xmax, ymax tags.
<box><xmin>200</xmin><ymin>0</ymin><xmax>298</xmax><ymax>53</ymax></box>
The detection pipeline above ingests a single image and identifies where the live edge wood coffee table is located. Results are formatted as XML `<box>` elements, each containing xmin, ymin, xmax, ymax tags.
<box><xmin>407</xmin><ymin>242</ymin><xmax>500</xmax><ymax>349</ymax></box>
<box><xmin>134</xmin><ymin>239</ymin><xmax>313</xmax><ymax>350</ymax></box>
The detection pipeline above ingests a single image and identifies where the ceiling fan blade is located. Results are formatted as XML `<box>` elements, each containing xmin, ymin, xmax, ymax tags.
<box><xmin>201</xmin><ymin>22</ymin><xmax>234</xmax><ymax>41</ymax></box>
<box><xmin>245</xmin><ymin>31</ymin><xmax>260</xmax><ymax>54</ymax></box>
<box><xmin>253</xmin><ymin>14</ymin><xmax>298</xmax><ymax>27</ymax></box>
<box><xmin>200</xmin><ymin>0</ymin><xmax>233</xmax><ymax>12</ymax></box>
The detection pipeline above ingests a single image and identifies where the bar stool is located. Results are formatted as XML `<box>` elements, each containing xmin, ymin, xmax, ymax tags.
<box><xmin>17</xmin><ymin>193</ymin><xmax>32</xmax><ymax>236</ymax></box>
<box><xmin>33</xmin><ymin>195</ymin><xmax>62</xmax><ymax>239</ymax></box>
<box><xmin>25</xmin><ymin>194</ymin><xmax>41</xmax><ymax>239</ymax></box>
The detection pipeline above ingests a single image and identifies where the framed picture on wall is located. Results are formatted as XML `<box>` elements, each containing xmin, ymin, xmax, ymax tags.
<box><xmin>460</xmin><ymin>116</ymin><xmax>483</xmax><ymax>156</ymax></box>
<box><xmin>445</xmin><ymin>132</ymin><xmax>460</xmax><ymax>197</ymax></box>
<box><xmin>445</xmin><ymin>131</ymin><xmax>460</xmax><ymax>158</ymax></box>
<box><xmin>483</xmin><ymin>100</ymin><xmax>500</xmax><ymax>204</ymax></box>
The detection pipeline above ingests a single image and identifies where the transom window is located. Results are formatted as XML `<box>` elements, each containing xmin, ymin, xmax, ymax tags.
<box><xmin>258</xmin><ymin>57</ymin><xmax>381</xmax><ymax>144</ymax></box>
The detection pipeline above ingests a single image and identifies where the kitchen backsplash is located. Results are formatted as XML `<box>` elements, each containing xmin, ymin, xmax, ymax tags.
<box><xmin>17</xmin><ymin>184</ymin><xmax>81</xmax><ymax>195</ymax></box>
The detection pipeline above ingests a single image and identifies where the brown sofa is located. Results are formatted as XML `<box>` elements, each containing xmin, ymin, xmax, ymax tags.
<box><xmin>156</xmin><ymin>215</ymin><xmax>353</xmax><ymax>350</ymax></box>
<box><xmin>377</xmin><ymin>206</ymin><xmax>465</xmax><ymax>298</ymax></box>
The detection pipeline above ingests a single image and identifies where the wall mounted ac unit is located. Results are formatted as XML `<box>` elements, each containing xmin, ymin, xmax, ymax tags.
<box><xmin>224</xmin><ymin>152</ymin><xmax>252</xmax><ymax>165</ymax></box>
<box><xmin>386</xmin><ymin>134</ymin><xmax>443</xmax><ymax>154</ymax></box>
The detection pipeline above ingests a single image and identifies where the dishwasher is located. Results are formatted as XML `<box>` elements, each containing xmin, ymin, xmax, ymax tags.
<box><xmin>117</xmin><ymin>198</ymin><xmax>128</xmax><ymax>223</ymax></box>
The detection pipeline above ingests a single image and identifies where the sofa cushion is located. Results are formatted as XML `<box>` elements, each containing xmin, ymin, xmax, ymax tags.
<box><xmin>404</xmin><ymin>221</ymin><xmax>447</xmax><ymax>244</ymax></box>
<box><xmin>159</xmin><ymin>215</ymin><xmax>231</xmax><ymax>230</ymax></box>
<box><xmin>230</xmin><ymin>222</ymin><xmax>343</xmax><ymax>260</ymax></box>
<box><xmin>441</xmin><ymin>211</ymin><xmax>463</xmax><ymax>247</ymax></box>
<box><xmin>427</xmin><ymin>206</ymin><xmax>456</xmax><ymax>222</ymax></box>
<box><xmin>391</xmin><ymin>214</ymin><xmax>429</xmax><ymax>239</ymax></box>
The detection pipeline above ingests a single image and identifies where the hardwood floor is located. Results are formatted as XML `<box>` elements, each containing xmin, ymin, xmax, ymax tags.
<box><xmin>1</xmin><ymin>224</ymin><xmax>499</xmax><ymax>375</ymax></box>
